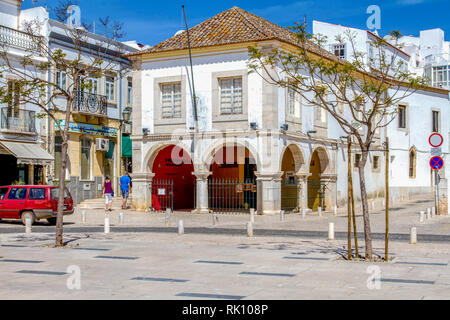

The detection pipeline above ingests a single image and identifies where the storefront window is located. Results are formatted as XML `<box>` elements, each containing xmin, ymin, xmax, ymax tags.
<box><xmin>81</xmin><ymin>137</ymin><xmax>91</xmax><ymax>180</ymax></box>
<box><xmin>104</xmin><ymin>140</ymin><xmax>115</xmax><ymax>180</ymax></box>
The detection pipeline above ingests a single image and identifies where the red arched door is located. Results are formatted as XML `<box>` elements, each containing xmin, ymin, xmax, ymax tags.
<box><xmin>152</xmin><ymin>145</ymin><xmax>195</xmax><ymax>210</ymax></box>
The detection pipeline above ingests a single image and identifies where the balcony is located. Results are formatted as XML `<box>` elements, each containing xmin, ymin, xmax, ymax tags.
<box><xmin>74</xmin><ymin>91</ymin><xmax>108</xmax><ymax>116</ymax></box>
<box><xmin>0</xmin><ymin>108</ymin><xmax>36</xmax><ymax>134</ymax></box>
<box><xmin>0</xmin><ymin>25</ymin><xmax>41</xmax><ymax>53</ymax></box>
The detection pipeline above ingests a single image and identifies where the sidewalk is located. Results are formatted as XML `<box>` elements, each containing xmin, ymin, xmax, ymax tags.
<box><xmin>67</xmin><ymin>194</ymin><xmax>450</xmax><ymax>237</ymax></box>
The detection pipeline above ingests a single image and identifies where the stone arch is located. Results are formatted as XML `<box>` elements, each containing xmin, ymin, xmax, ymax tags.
<box><xmin>279</xmin><ymin>143</ymin><xmax>306</xmax><ymax>173</ymax></box>
<box><xmin>307</xmin><ymin>145</ymin><xmax>331</xmax><ymax>175</ymax></box>
<box><xmin>202</xmin><ymin>138</ymin><xmax>260</xmax><ymax>172</ymax></box>
<box><xmin>143</xmin><ymin>140</ymin><xmax>194</xmax><ymax>173</ymax></box>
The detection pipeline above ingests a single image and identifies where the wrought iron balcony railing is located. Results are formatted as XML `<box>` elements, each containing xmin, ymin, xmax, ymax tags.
<box><xmin>73</xmin><ymin>91</ymin><xmax>108</xmax><ymax>116</ymax></box>
<box><xmin>0</xmin><ymin>25</ymin><xmax>41</xmax><ymax>53</ymax></box>
<box><xmin>0</xmin><ymin>107</ymin><xmax>36</xmax><ymax>133</ymax></box>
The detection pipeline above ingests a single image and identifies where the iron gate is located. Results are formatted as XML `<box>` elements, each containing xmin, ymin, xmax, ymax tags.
<box><xmin>281</xmin><ymin>182</ymin><xmax>298</xmax><ymax>212</ymax></box>
<box><xmin>308</xmin><ymin>180</ymin><xmax>325</xmax><ymax>210</ymax></box>
<box><xmin>208</xmin><ymin>178</ymin><xmax>256</xmax><ymax>214</ymax></box>
<box><xmin>152</xmin><ymin>179</ymin><xmax>173</xmax><ymax>212</ymax></box>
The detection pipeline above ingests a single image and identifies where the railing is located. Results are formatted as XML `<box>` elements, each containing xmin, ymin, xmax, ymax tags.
<box><xmin>151</xmin><ymin>179</ymin><xmax>173</xmax><ymax>212</ymax></box>
<box><xmin>0</xmin><ymin>25</ymin><xmax>41</xmax><ymax>53</ymax></box>
<box><xmin>208</xmin><ymin>178</ymin><xmax>256</xmax><ymax>214</ymax></box>
<box><xmin>0</xmin><ymin>107</ymin><xmax>36</xmax><ymax>133</ymax></box>
<box><xmin>74</xmin><ymin>91</ymin><xmax>108</xmax><ymax>116</ymax></box>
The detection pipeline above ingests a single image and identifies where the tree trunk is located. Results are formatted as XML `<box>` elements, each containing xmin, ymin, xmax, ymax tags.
<box><xmin>55</xmin><ymin>99</ymin><xmax>72</xmax><ymax>247</ymax></box>
<box><xmin>358</xmin><ymin>150</ymin><xmax>373</xmax><ymax>260</ymax></box>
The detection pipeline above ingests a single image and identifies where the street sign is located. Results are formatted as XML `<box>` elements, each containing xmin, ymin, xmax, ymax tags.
<box><xmin>429</xmin><ymin>133</ymin><xmax>443</xmax><ymax>148</ymax></box>
<box><xmin>431</xmin><ymin>147</ymin><xmax>442</xmax><ymax>157</ymax></box>
<box><xmin>430</xmin><ymin>156</ymin><xmax>444</xmax><ymax>170</ymax></box>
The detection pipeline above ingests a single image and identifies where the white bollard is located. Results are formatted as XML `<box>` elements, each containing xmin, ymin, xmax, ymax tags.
<box><xmin>247</xmin><ymin>222</ymin><xmax>253</xmax><ymax>237</ymax></box>
<box><xmin>119</xmin><ymin>212</ymin><xmax>124</xmax><ymax>224</ymax></box>
<box><xmin>25</xmin><ymin>217</ymin><xmax>31</xmax><ymax>234</ymax></box>
<box><xmin>104</xmin><ymin>217</ymin><xmax>110</xmax><ymax>234</ymax></box>
<box><xmin>419</xmin><ymin>211</ymin><xmax>425</xmax><ymax>223</ymax></box>
<box><xmin>383</xmin><ymin>199</ymin><xmax>386</xmax><ymax>207</ymax></box>
<box><xmin>318</xmin><ymin>207</ymin><xmax>322</xmax><ymax>217</ymax></box>
<box><xmin>432</xmin><ymin>206</ymin><xmax>436</xmax><ymax>216</ymax></box>
<box><xmin>178</xmin><ymin>220</ymin><xmax>184</xmax><ymax>235</ymax></box>
<box><xmin>371</xmin><ymin>201</ymin><xmax>375</xmax><ymax>210</ymax></box>
<box><xmin>410</xmin><ymin>227</ymin><xmax>417</xmax><ymax>244</ymax></box>
<box><xmin>302</xmin><ymin>208</ymin><xmax>306</xmax><ymax>218</ymax></box>
<box><xmin>430</xmin><ymin>207</ymin><xmax>435</xmax><ymax>217</ymax></box>
<box><xmin>81</xmin><ymin>210</ymin><xmax>86</xmax><ymax>223</ymax></box>
<box><xmin>328</xmin><ymin>223</ymin><xmax>335</xmax><ymax>240</ymax></box>
<box><xmin>333</xmin><ymin>205</ymin><xmax>337</xmax><ymax>216</ymax></box>
<box><xmin>426</xmin><ymin>208</ymin><xmax>431</xmax><ymax>220</ymax></box>
<box><xmin>250</xmin><ymin>208</ymin><xmax>255</xmax><ymax>223</ymax></box>
<box><xmin>280</xmin><ymin>210</ymin><xmax>285</xmax><ymax>222</ymax></box>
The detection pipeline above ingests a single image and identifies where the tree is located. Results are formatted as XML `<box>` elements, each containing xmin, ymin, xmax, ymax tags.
<box><xmin>0</xmin><ymin>4</ymin><xmax>129</xmax><ymax>247</ymax></box>
<box><xmin>248</xmin><ymin>23</ymin><xmax>427</xmax><ymax>260</ymax></box>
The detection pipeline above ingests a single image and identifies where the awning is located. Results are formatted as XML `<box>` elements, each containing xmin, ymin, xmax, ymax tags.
<box><xmin>122</xmin><ymin>135</ymin><xmax>132</xmax><ymax>158</ymax></box>
<box><xmin>0</xmin><ymin>141</ymin><xmax>54</xmax><ymax>166</ymax></box>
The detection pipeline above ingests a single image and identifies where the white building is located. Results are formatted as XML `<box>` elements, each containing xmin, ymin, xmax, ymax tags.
<box><xmin>0</xmin><ymin>0</ymin><xmax>53</xmax><ymax>185</ymax></box>
<box><xmin>0</xmin><ymin>0</ymin><xmax>140</xmax><ymax>204</ymax></box>
<box><xmin>128</xmin><ymin>7</ymin><xmax>450</xmax><ymax>215</ymax></box>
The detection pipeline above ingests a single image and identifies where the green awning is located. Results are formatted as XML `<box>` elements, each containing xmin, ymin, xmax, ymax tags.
<box><xmin>122</xmin><ymin>135</ymin><xmax>132</xmax><ymax>158</ymax></box>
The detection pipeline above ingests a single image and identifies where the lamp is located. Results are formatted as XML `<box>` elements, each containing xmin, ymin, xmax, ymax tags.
<box><xmin>250</xmin><ymin>122</ymin><xmax>258</xmax><ymax>130</ymax></box>
<box><xmin>122</xmin><ymin>108</ymin><xmax>131</xmax><ymax>122</ymax></box>
<box><xmin>280</xmin><ymin>123</ymin><xmax>289</xmax><ymax>131</ymax></box>
<box><xmin>142</xmin><ymin>128</ymin><xmax>149</xmax><ymax>135</ymax></box>
<box><xmin>307</xmin><ymin>130</ymin><xmax>317</xmax><ymax>137</ymax></box>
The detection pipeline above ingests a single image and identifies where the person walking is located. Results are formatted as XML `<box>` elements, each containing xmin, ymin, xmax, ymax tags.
<box><xmin>102</xmin><ymin>175</ymin><xmax>114</xmax><ymax>212</ymax></box>
<box><xmin>119</xmin><ymin>172</ymin><xmax>131</xmax><ymax>210</ymax></box>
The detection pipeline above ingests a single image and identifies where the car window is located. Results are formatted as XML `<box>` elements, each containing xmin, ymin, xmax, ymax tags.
<box><xmin>7</xmin><ymin>188</ymin><xmax>28</xmax><ymax>200</ymax></box>
<box><xmin>51</xmin><ymin>188</ymin><xmax>71</xmax><ymax>200</ymax></box>
<box><xmin>0</xmin><ymin>188</ymin><xmax>9</xmax><ymax>200</ymax></box>
<box><xmin>29</xmin><ymin>188</ymin><xmax>46</xmax><ymax>200</ymax></box>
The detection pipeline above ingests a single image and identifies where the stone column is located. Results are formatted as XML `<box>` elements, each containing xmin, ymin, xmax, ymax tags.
<box><xmin>255</xmin><ymin>171</ymin><xmax>283</xmax><ymax>215</ymax></box>
<box><xmin>320</xmin><ymin>173</ymin><xmax>337</xmax><ymax>210</ymax></box>
<box><xmin>295</xmin><ymin>172</ymin><xmax>311</xmax><ymax>212</ymax></box>
<box><xmin>191</xmin><ymin>171</ymin><xmax>211</xmax><ymax>214</ymax></box>
<box><xmin>131</xmin><ymin>173</ymin><xmax>155</xmax><ymax>211</ymax></box>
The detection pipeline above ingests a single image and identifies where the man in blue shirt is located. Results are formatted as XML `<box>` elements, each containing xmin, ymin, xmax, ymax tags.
<box><xmin>119</xmin><ymin>172</ymin><xmax>131</xmax><ymax>210</ymax></box>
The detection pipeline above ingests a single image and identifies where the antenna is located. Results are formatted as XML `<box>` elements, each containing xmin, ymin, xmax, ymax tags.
<box><xmin>182</xmin><ymin>5</ymin><xmax>199</xmax><ymax>132</ymax></box>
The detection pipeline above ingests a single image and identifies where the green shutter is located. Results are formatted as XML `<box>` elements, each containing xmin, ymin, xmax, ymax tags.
<box><xmin>121</xmin><ymin>135</ymin><xmax>132</xmax><ymax>158</ymax></box>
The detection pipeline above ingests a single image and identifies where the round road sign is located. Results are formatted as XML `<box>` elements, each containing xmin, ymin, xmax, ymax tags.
<box><xmin>430</xmin><ymin>156</ymin><xmax>444</xmax><ymax>170</ymax></box>
<box><xmin>429</xmin><ymin>133</ymin><xmax>443</xmax><ymax>148</ymax></box>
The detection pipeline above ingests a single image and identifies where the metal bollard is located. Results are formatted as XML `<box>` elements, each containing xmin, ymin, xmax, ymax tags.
<box><xmin>25</xmin><ymin>217</ymin><xmax>32</xmax><ymax>234</ymax></box>
<box><xmin>104</xmin><ymin>217</ymin><xmax>110</xmax><ymax>234</ymax></box>
<box><xmin>419</xmin><ymin>211</ymin><xmax>425</xmax><ymax>223</ymax></box>
<box><xmin>302</xmin><ymin>208</ymin><xmax>306</xmax><ymax>218</ymax></box>
<box><xmin>280</xmin><ymin>210</ymin><xmax>285</xmax><ymax>222</ymax></box>
<box><xmin>165</xmin><ymin>208</ymin><xmax>172</xmax><ymax>226</ymax></box>
<box><xmin>212</xmin><ymin>213</ymin><xmax>219</xmax><ymax>225</ymax></box>
<box><xmin>178</xmin><ymin>220</ymin><xmax>184</xmax><ymax>235</ymax></box>
<box><xmin>250</xmin><ymin>208</ymin><xmax>255</xmax><ymax>223</ymax></box>
<box><xmin>333</xmin><ymin>205</ymin><xmax>337</xmax><ymax>216</ymax></box>
<box><xmin>247</xmin><ymin>222</ymin><xmax>253</xmax><ymax>237</ymax></box>
<box><xmin>318</xmin><ymin>207</ymin><xmax>322</xmax><ymax>217</ymax></box>
<box><xmin>119</xmin><ymin>212</ymin><xmax>124</xmax><ymax>224</ymax></box>
<box><xmin>81</xmin><ymin>210</ymin><xmax>86</xmax><ymax>223</ymax></box>
<box><xmin>328</xmin><ymin>223</ymin><xmax>335</xmax><ymax>240</ymax></box>
<box><xmin>410</xmin><ymin>227</ymin><xmax>417</xmax><ymax>244</ymax></box>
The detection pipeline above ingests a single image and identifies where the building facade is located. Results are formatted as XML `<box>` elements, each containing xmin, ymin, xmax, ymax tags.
<box><xmin>0</xmin><ymin>1</ymin><xmax>137</xmax><ymax>204</ymax></box>
<box><xmin>0</xmin><ymin>0</ymin><xmax>54</xmax><ymax>186</ymax></box>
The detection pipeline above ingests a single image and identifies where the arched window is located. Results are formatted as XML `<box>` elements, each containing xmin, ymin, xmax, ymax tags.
<box><xmin>409</xmin><ymin>148</ymin><xmax>416</xmax><ymax>179</ymax></box>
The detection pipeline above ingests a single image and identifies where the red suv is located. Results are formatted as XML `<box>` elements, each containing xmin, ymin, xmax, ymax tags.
<box><xmin>0</xmin><ymin>185</ymin><xmax>74</xmax><ymax>225</ymax></box>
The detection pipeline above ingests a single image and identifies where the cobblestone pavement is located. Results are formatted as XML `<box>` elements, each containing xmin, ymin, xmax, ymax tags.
<box><xmin>0</xmin><ymin>232</ymin><xmax>449</xmax><ymax>300</ymax></box>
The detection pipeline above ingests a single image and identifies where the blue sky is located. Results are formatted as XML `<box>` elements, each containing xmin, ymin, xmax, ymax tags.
<box><xmin>22</xmin><ymin>0</ymin><xmax>449</xmax><ymax>45</ymax></box>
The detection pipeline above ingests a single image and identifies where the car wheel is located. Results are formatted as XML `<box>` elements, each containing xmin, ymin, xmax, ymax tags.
<box><xmin>47</xmin><ymin>217</ymin><xmax>57</xmax><ymax>225</ymax></box>
<box><xmin>21</xmin><ymin>211</ymin><xmax>35</xmax><ymax>226</ymax></box>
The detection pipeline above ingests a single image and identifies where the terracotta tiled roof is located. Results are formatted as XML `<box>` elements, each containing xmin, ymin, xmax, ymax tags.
<box><xmin>127</xmin><ymin>6</ymin><xmax>323</xmax><ymax>57</ymax></box>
